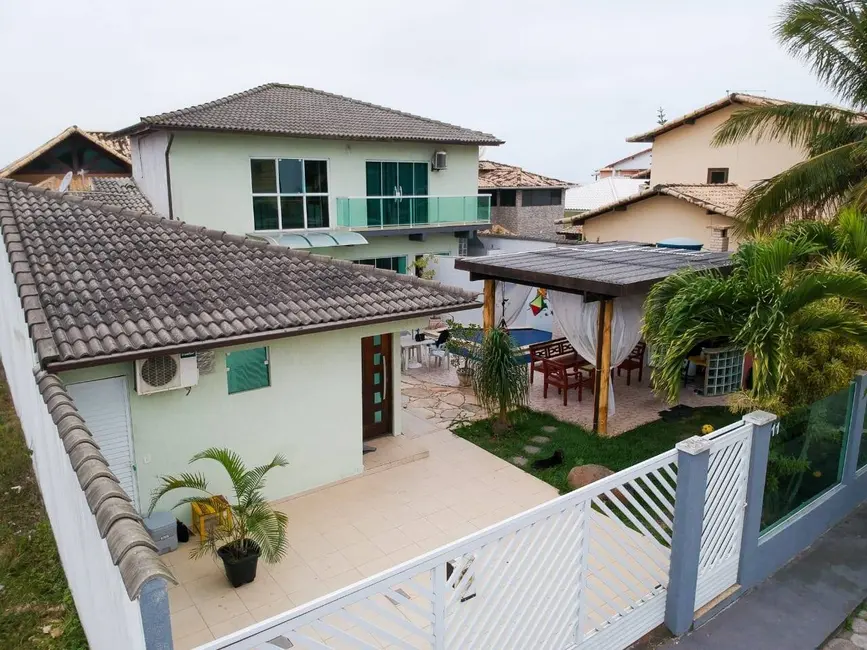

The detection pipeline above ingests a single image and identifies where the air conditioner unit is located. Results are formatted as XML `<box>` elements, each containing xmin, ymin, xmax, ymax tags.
<box><xmin>431</xmin><ymin>151</ymin><xmax>448</xmax><ymax>171</ymax></box>
<box><xmin>135</xmin><ymin>352</ymin><xmax>199</xmax><ymax>395</ymax></box>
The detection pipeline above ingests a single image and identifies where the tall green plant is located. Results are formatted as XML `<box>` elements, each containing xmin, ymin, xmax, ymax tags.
<box><xmin>644</xmin><ymin>213</ymin><xmax>867</xmax><ymax>408</ymax></box>
<box><xmin>472</xmin><ymin>326</ymin><xmax>529</xmax><ymax>431</ymax></box>
<box><xmin>712</xmin><ymin>0</ymin><xmax>867</xmax><ymax>234</ymax></box>
<box><xmin>148</xmin><ymin>448</ymin><xmax>289</xmax><ymax>563</ymax></box>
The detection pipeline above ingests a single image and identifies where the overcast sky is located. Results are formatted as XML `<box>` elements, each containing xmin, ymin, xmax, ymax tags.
<box><xmin>0</xmin><ymin>0</ymin><xmax>837</xmax><ymax>183</ymax></box>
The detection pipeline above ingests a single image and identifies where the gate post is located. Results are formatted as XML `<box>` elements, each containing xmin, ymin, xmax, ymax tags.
<box><xmin>737</xmin><ymin>410</ymin><xmax>777</xmax><ymax>589</ymax></box>
<box><xmin>665</xmin><ymin>436</ymin><xmax>711</xmax><ymax>636</ymax></box>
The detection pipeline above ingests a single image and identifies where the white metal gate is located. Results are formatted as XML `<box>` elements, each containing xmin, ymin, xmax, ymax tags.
<box><xmin>66</xmin><ymin>377</ymin><xmax>139</xmax><ymax>510</ymax></box>
<box><xmin>694</xmin><ymin>425</ymin><xmax>752</xmax><ymax>610</ymax></box>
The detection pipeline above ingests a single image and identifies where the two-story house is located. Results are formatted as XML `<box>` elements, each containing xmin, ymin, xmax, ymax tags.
<box><xmin>113</xmin><ymin>83</ymin><xmax>502</xmax><ymax>273</ymax></box>
<box><xmin>556</xmin><ymin>94</ymin><xmax>806</xmax><ymax>251</ymax></box>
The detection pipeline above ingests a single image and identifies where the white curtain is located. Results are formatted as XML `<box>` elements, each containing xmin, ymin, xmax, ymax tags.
<box><xmin>548</xmin><ymin>291</ymin><xmax>644</xmax><ymax>416</ymax></box>
<box><xmin>496</xmin><ymin>283</ymin><xmax>533</xmax><ymax>328</ymax></box>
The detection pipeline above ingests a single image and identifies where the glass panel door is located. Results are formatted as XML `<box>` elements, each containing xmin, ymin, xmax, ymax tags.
<box><xmin>382</xmin><ymin>162</ymin><xmax>399</xmax><ymax>225</ymax></box>
<box><xmin>413</xmin><ymin>162</ymin><xmax>429</xmax><ymax>224</ymax></box>
<box><xmin>365</xmin><ymin>162</ymin><xmax>382</xmax><ymax>227</ymax></box>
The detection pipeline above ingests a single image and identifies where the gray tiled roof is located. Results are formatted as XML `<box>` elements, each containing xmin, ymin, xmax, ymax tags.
<box><xmin>0</xmin><ymin>179</ymin><xmax>478</xmax><ymax>367</ymax></box>
<box><xmin>68</xmin><ymin>177</ymin><xmax>153</xmax><ymax>213</ymax></box>
<box><xmin>113</xmin><ymin>83</ymin><xmax>503</xmax><ymax>145</ymax></box>
<box><xmin>34</xmin><ymin>370</ymin><xmax>175</xmax><ymax>599</ymax></box>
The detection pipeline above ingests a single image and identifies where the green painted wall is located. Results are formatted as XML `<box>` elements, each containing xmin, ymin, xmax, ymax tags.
<box><xmin>59</xmin><ymin>319</ymin><xmax>424</xmax><ymax>518</ymax></box>
<box><xmin>168</xmin><ymin>131</ymin><xmax>479</xmax><ymax>233</ymax></box>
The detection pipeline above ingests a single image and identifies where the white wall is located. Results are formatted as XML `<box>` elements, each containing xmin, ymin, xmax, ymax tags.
<box><xmin>58</xmin><ymin>317</ymin><xmax>425</xmax><ymax>517</ymax></box>
<box><xmin>0</xmin><ymin>240</ymin><xmax>147</xmax><ymax>649</ymax></box>
<box><xmin>130</xmin><ymin>131</ymin><xmax>170</xmax><ymax>216</ymax></box>
<box><xmin>157</xmin><ymin>131</ymin><xmax>480</xmax><ymax>234</ymax></box>
<box><xmin>649</xmin><ymin>104</ymin><xmax>805</xmax><ymax>187</ymax></box>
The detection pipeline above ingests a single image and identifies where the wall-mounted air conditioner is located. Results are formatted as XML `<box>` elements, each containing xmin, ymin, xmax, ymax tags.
<box><xmin>431</xmin><ymin>151</ymin><xmax>448</xmax><ymax>171</ymax></box>
<box><xmin>135</xmin><ymin>352</ymin><xmax>199</xmax><ymax>395</ymax></box>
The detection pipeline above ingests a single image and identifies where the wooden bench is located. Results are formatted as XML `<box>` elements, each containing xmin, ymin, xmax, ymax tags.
<box><xmin>528</xmin><ymin>338</ymin><xmax>574</xmax><ymax>384</ymax></box>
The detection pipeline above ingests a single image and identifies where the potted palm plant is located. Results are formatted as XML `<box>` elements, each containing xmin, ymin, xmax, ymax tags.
<box><xmin>445</xmin><ymin>319</ymin><xmax>482</xmax><ymax>387</ymax></box>
<box><xmin>148</xmin><ymin>448</ymin><xmax>289</xmax><ymax>588</ymax></box>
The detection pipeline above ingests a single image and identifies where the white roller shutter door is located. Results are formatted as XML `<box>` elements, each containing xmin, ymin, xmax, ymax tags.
<box><xmin>66</xmin><ymin>377</ymin><xmax>139</xmax><ymax>510</ymax></box>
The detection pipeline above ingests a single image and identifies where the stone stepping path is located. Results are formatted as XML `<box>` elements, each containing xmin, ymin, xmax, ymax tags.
<box><xmin>507</xmin><ymin>429</ymin><xmax>560</xmax><ymax>468</ymax></box>
<box><xmin>523</xmin><ymin>445</ymin><xmax>541</xmax><ymax>455</ymax></box>
<box><xmin>530</xmin><ymin>436</ymin><xmax>551</xmax><ymax>444</ymax></box>
<box><xmin>510</xmin><ymin>456</ymin><xmax>528</xmax><ymax>467</ymax></box>
<box><xmin>401</xmin><ymin>375</ymin><xmax>484</xmax><ymax>427</ymax></box>
<box><xmin>823</xmin><ymin>603</ymin><xmax>867</xmax><ymax>648</ymax></box>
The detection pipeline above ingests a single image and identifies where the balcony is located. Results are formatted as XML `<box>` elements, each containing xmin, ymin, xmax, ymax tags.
<box><xmin>335</xmin><ymin>195</ymin><xmax>491</xmax><ymax>230</ymax></box>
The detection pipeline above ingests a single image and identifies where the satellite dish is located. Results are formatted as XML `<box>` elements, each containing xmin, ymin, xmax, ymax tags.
<box><xmin>58</xmin><ymin>171</ymin><xmax>73</xmax><ymax>192</ymax></box>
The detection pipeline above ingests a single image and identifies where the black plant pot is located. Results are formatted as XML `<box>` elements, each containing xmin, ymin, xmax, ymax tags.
<box><xmin>218</xmin><ymin>540</ymin><xmax>261</xmax><ymax>588</ymax></box>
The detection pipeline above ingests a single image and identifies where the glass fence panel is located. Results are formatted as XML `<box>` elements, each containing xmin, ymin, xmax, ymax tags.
<box><xmin>761</xmin><ymin>383</ymin><xmax>853</xmax><ymax>532</ymax></box>
<box><xmin>335</xmin><ymin>196</ymin><xmax>491</xmax><ymax>228</ymax></box>
<box><xmin>858</xmin><ymin>388</ymin><xmax>867</xmax><ymax>470</ymax></box>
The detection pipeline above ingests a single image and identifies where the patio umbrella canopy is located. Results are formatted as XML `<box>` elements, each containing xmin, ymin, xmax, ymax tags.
<box><xmin>455</xmin><ymin>243</ymin><xmax>733</xmax><ymax>434</ymax></box>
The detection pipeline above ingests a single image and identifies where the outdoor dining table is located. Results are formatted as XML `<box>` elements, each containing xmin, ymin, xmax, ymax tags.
<box><xmin>400</xmin><ymin>336</ymin><xmax>434</xmax><ymax>370</ymax></box>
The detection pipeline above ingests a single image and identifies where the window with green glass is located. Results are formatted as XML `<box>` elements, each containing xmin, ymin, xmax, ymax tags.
<box><xmin>250</xmin><ymin>158</ymin><xmax>329</xmax><ymax>230</ymax></box>
<box><xmin>226</xmin><ymin>347</ymin><xmax>271</xmax><ymax>394</ymax></box>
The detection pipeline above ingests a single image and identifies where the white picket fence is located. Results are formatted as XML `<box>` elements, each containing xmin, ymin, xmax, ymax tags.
<box><xmin>200</xmin><ymin>424</ymin><xmax>752</xmax><ymax>650</ymax></box>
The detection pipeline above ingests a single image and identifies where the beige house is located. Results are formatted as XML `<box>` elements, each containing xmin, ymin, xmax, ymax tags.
<box><xmin>557</xmin><ymin>94</ymin><xmax>807</xmax><ymax>251</ymax></box>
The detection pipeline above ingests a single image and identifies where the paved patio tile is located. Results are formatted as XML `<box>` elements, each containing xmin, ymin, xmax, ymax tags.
<box><xmin>165</xmin><ymin>429</ymin><xmax>557</xmax><ymax>642</ymax></box>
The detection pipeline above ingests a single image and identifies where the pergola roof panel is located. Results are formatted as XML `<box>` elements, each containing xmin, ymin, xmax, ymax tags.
<box><xmin>455</xmin><ymin>243</ymin><xmax>732</xmax><ymax>297</ymax></box>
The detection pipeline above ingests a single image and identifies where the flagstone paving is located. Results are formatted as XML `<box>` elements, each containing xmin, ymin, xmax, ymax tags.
<box><xmin>823</xmin><ymin>603</ymin><xmax>867</xmax><ymax>649</ymax></box>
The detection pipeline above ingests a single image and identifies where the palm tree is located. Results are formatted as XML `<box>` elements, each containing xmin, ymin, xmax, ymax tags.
<box><xmin>644</xmin><ymin>214</ymin><xmax>867</xmax><ymax>407</ymax></box>
<box><xmin>713</xmin><ymin>0</ymin><xmax>867</xmax><ymax>234</ymax></box>
<box><xmin>472</xmin><ymin>326</ymin><xmax>529</xmax><ymax>432</ymax></box>
<box><xmin>149</xmin><ymin>448</ymin><xmax>289</xmax><ymax>571</ymax></box>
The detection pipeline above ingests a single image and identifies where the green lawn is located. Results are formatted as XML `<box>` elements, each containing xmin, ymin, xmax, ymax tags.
<box><xmin>0</xmin><ymin>369</ymin><xmax>87</xmax><ymax>649</ymax></box>
<box><xmin>454</xmin><ymin>406</ymin><xmax>736</xmax><ymax>493</ymax></box>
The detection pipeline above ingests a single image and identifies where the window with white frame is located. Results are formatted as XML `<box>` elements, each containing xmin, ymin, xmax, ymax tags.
<box><xmin>457</xmin><ymin>236</ymin><xmax>468</xmax><ymax>256</ymax></box>
<box><xmin>250</xmin><ymin>158</ymin><xmax>329</xmax><ymax>230</ymax></box>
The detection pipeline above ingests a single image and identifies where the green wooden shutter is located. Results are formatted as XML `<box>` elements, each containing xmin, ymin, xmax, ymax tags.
<box><xmin>226</xmin><ymin>348</ymin><xmax>270</xmax><ymax>394</ymax></box>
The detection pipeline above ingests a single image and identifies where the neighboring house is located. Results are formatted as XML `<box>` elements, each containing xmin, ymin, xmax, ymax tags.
<box><xmin>0</xmin><ymin>179</ymin><xmax>477</xmax><ymax>515</ymax></box>
<box><xmin>112</xmin><ymin>83</ymin><xmax>502</xmax><ymax>275</ymax></box>
<box><xmin>563</xmin><ymin>176</ymin><xmax>648</xmax><ymax>220</ymax></box>
<box><xmin>477</xmin><ymin>160</ymin><xmax>571</xmax><ymax>237</ymax></box>
<box><xmin>556</xmin><ymin>94</ymin><xmax>807</xmax><ymax>251</ymax></box>
<box><xmin>594</xmin><ymin>147</ymin><xmax>652</xmax><ymax>179</ymax></box>
<box><xmin>1</xmin><ymin>126</ymin><xmax>153</xmax><ymax>212</ymax></box>
<box><xmin>0</xmin><ymin>125</ymin><xmax>131</xmax><ymax>188</ymax></box>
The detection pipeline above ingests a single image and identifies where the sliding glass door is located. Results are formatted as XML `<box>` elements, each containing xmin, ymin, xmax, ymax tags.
<box><xmin>365</xmin><ymin>162</ymin><xmax>428</xmax><ymax>226</ymax></box>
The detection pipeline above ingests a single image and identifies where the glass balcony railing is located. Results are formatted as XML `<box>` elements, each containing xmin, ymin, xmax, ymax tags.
<box><xmin>335</xmin><ymin>195</ymin><xmax>491</xmax><ymax>229</ymax></box>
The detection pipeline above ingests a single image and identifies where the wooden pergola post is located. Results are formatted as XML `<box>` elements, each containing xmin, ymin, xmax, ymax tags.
<box><xmin>482</xmin><ymin>279</ymin><xmax>496</xmax><ymax>331</ymax></box>
<box><xmin>593</xmin><ymin>299</ymin><xmax>614</xmax><ymax>435</ymax></box>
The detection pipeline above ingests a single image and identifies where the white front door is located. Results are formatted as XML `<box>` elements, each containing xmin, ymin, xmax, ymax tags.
<box><xmin>66</xmin><ymin>377</ymin><xmax>139</xmax><ymax>510</ymax></box>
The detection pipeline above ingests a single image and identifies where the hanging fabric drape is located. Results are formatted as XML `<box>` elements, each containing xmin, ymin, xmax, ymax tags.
<box><xmin>495</xmin><ymin>282</ymin><xmax>533</xmax><ymax>328</ymax></box>
<box><xmin>548</xmin><ymin>291</ymin><xmax>644</xmax><ymax>416</ymax></box>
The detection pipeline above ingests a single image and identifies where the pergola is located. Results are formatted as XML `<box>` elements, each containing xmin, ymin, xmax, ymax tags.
<box><xmin>454</xmin><ymin>243</ymin><xmax>733</xmax><ymax>434</ymax></box>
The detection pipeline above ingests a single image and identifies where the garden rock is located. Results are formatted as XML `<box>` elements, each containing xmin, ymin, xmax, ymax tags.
<box><xmin>567</xmin><ymin>464</ymin><xmax>614</xmax><ymax>490</ymax></box>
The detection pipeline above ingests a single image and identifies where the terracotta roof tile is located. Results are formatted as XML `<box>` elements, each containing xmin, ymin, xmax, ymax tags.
<box><xmin>0</xmin><ymin>179</ymin><xmax>478</xmax><ymax>367</ymax></box>
<box><xmin>557</xmin><ymin>183</ymin><xmax>747</xmax><ymax>224</ymax></box>
<box><xmin>33</xmin><ymin>370</ymin><xmax>174</xmax><ymax>600</ymax></box>
<box><xmin>478</xmin><ymin>160</ymin><xmax>571</xmax><ymax>189</ymax></box>
<box><xmin>114</xmin><ymin>83</ymin><xmax>502</xmax><ymax>145</ymax></box>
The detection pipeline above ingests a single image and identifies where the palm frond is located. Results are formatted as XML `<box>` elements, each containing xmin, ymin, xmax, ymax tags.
<box><xmin>734</xmin><ymin>141</ymin><xmax>862</xmax><ymax>235</ymax></box>
<box><xmin>472</xmin><ymin>326</ymin><xmax>529</xmax><ymax>428</ymax></box>
<box><xmin>775</xmin><ymin>0</ymin><xmax>867</xmax><ymax>109</ymax></box>
<box><xmin>712</xmin><ymin>102</ymin><xmax>861</xmax><ymax>148</ymax></box>
<box><xmin>237</xmin><ymin>455</ymin><xmax>289</xmax><ymax>506</ymax></box>
<box><xmin>189</xmin><ymin>447</ymin><xmax>248</xmax><ymax>498</ymax></box>
<box><xmin>147</xmin><ymin>472</ymin><xmax>210</xmax><ymax>516</ymax></box>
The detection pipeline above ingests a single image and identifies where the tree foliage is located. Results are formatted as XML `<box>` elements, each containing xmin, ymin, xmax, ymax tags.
<box><xmin>712</xmin><ymin>0</ymin><xmax>867</xmax><ymax>234</ymax></box>
<box><xmin>644</xmin><ymin>211</ymin><xmax>867</xmax><ymax>411</ymax></box>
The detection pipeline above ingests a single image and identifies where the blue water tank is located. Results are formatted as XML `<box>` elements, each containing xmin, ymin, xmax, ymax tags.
<box><xmin>657</xmin><ymin>237</ymin><xmax>704</xmax><ymax>251</ymax></box>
